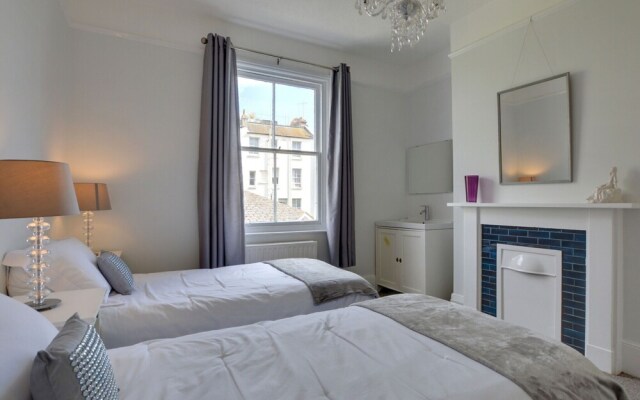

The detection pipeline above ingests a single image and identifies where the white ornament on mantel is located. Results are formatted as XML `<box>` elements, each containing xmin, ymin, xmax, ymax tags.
<box><xmin>587</xmin><ymin>167</ymin><xmax>623</xmax><ymax>203</ymax></box>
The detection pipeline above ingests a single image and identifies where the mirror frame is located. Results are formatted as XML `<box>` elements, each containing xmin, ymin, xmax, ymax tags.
<box><xmin>497</xmin><ymin>72</ymin><xmax>573</xmax><ymax>185</ymax></box>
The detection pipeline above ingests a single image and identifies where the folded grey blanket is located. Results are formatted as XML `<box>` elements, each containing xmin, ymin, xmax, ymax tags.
<box><xmin>356</xmin><ymin>294</ymin><xmax>627</xmax><ymax>400</ymax></box>
<box><xmin>264</xmin><ymin>258</ymin><xmax>378</xmax><ymax>305</ymax></box>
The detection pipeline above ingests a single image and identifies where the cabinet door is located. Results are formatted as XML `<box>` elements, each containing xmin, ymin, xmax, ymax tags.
<box><xmin>376</xmin><ymin>228</ymin><xmax>400</xmax><ymax>291</ymax></box>
<box><xmin>398</xmin><ymin>230</ymin><xmax>426</xmax><ymax>294</ymax></box>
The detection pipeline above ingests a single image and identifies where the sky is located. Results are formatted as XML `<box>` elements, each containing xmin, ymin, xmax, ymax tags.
<box><xmin>238</xmin><ymin>77</ymin><xmax>316</xmax><ymax>133</ymax></box>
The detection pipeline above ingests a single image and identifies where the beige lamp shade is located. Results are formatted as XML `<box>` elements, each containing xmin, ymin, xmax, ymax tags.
<box><xmin>0</xmin><ymin>160</ymin><xmax>80</xmax><ymax>219</ymax></box>
<box><xmin>74</xmin><ymin>183</ymin><xmax>112</xmax><ymax>211</ymax></box>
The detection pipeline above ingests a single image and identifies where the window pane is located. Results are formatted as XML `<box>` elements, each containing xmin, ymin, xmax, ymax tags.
<box><xmin>275</xmin><ymin>83</ymin><xmax>316</xmax><ymax>152</ymax></box>
<box><xmin>242</xmin><ymin>151</ymin><xmax>275</xmax><ymax>223</ymax></box>
<box><xmin>275</xmin><ymin>153</ymin><xmax>317</xmax><ymax>222</ymax></box>
<box><xmin>292</xmin><ymin>168</ymin><xmax>302</xmax><ymax>188</ymax></box>
<box><xmin>239</xmin><ymin>77</ymin><xmax>273</xmax><ymax>150</ymax></box>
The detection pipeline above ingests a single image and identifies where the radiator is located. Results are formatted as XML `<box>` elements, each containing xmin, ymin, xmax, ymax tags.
<box><xmin>245</xmin><ymin>241</ymin><xmax>318</xmax><ymax>263</ymax></box>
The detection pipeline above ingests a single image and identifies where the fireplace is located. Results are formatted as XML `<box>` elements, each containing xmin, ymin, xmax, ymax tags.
<box><xmin>481</xmin><ymin>227</ymin><xmax>584</xmax><ymax>353</ymax></box>
<box><xmin>448</xmin><ymin>202</ymin><xmax>631</xmax><ymax>373</ymax></box>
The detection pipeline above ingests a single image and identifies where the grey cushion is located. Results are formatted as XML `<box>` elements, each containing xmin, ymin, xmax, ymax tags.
<box><xmin>97</xmin><ymin>252</ymin><xmax>135</xmax><ymax>295</ymax></box>
<box><xmin>31</xmin><ymin>313</ymin><xmax>119</xmax><ymax>400</ymax></box>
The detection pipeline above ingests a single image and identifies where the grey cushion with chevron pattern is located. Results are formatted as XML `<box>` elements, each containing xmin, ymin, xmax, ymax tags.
<box><xmin>97</xmin><ymin>252</ymin><xmax>135</xmax><ymax>295</ymax></box>
<box><xmin>31</xmin><ymin>314</ymin><xmax>119</xmax><ymax>400</ymax></box>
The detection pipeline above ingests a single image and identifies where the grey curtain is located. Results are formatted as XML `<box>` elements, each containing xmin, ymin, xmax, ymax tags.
<box><xmin>327</xmin><ymin>64</ymin><xmax>355</xmax><ymax>268</ymax></box>
<box><xmin>198</xmin><ymin>33</ymin><xmax>245</xmax><ymax>268</ymax></box>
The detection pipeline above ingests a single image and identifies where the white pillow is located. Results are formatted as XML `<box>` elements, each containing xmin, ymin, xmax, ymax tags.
<box><xmin>0</xmin><ymin>293</ymin><xmax>58</xmax><ymax>400</ymax></box>
<box><xmin>5</xmin><ymin>238</ymin><xmax>111</xmax><ymax>300</ymax></box>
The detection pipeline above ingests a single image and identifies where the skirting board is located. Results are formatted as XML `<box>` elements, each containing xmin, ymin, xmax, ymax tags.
<box><xmin>450</xmin><ymin>293</ymin><xmax>465</xmax><ymax>305</ymax></box>
<box><xmin>622</xmin><ymin>340</ymin><xmax>640</xmax><ymax>377</ymax></box>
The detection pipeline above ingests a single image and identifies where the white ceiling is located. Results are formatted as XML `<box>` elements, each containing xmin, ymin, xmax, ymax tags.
<box><xmin>128</xmin><ymin>0</ymin><xmax>494</xmax><ymax>64</ymax></box>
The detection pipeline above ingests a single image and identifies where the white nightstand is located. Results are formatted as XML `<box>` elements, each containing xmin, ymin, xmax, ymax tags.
<box><xmin>95</xmin><ymin>250</ymin><xmax>123</xmax><ymax>257</ymax></box>
<box><xmin>13</xmin><ymin>288</ymin><xmax>106</xmax><ymax>330</ymax></box>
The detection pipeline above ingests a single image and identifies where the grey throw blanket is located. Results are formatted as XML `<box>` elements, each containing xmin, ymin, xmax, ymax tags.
<box><xmin>356</xmin><ymin>294</ymin><xmax>627</xmax><ymax>400</ymax></box>
<box><xmin>264</xmin><ymin>258</ymin><xmax>378</xmax><ymax>305</ymax></box>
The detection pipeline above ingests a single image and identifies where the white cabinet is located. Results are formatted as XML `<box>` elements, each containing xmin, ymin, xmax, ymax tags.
<box><xmin>375</xmin><ymin>221</ymin><xmax>453</xmax><ymax>300</ymax></box>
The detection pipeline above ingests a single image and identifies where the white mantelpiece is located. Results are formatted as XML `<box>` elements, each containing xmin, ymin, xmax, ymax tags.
<box><xmin>447</xmin><ymin>202</ymin><xmax>637</xmax><ymax>374</ymax></box>
<box><xmin>448</xmin><ymin>202</ymin><xmax>640</xmax><ymax>209</ymax></box>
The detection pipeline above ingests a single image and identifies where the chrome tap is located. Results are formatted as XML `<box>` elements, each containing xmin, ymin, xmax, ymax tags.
<box><xmin>419</xmin><ymin>205</ymin><xmax>430</xmax><ymax>221</ymax></box>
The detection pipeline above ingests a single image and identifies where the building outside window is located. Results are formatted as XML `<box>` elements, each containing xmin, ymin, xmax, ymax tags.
<box><xmin>238</xmin><ymin>63</ymin><xmax>325</xmax><ymax>228</ymax></box>
<box><xmin>292</xmin><ymin>168</ymin><xmax>302</xmax><ymax>188</ymax></box>
<box><xmin>249</xmin><ymin>137</ymin><xmax>260</xmax><ymax>154</ymax></box>
<box><xmin>292</xmin><ymin>141</ymin><xmax>302</xmax><ymax>159</ymax></box>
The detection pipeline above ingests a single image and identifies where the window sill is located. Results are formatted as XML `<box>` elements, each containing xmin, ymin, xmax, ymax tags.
<box><xmin>245</xmin><ymin>222</ymin><xmax>325</xmax><ymax>235</ymax></box>
<box><xmin>246</xmin><ymin>229</ymin><xmax>326</xmax><ymax>238</ymax></box>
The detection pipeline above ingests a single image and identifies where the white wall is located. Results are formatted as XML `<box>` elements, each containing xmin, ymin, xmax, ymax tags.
<box><xmin>450</xmin><ymin>0</ymin><xmax>640</xmax><ymax>374</ymax></box>
<box><xmin>59</xmin><ymin>0</ymin><xmax>411</xmax><ymax>92</ymax></box>
<box><xmin>352</xmin><ymin>83</ymin><xmax>408</xmax><ymax>280</ymax></box>
<box><xmin>53</xmin><ymin>20</ymin><xmax>409</xmax><ymax>279</ymax></box>
<box><xmin>405</xmin><ymin>75</ymin><xmax>454</xmax><ymax>222</ymax></box>
<box><xmin>55</xmin><ymin>29</ymin><xmax>202</xmax><ymax>274</ymax></box>
<box><xmin>0</xmin><ymin>0</ymin><xmax>72</xmax><ymax>293</ymax></box>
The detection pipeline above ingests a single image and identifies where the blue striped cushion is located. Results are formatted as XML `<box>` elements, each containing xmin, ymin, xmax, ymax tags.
<box><xmin>97</xmin><ymin>252</ymin><xmax>135</xmax><ymax>295</ymax></box>
<box><xmin>31</xmin><ymin>314</ymin><xmax>119</xmax><ymax>400</ymax></box>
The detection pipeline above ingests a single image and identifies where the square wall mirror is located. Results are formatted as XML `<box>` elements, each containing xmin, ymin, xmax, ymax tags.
<box><xmin>407</xmin><ymin>139</ymin><xmax>453</xmax><ymax>194</ymax></box>
<box><xmin>498</xmin><ymin>73</ymin><xmax>572</xmax><ymax>184</ymax></box>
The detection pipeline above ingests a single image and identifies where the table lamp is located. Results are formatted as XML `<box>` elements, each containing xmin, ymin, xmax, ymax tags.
<box><xmin>0</xmin><ymin>160</ymin><xmax>80</xmax><ymax>310</ymax></box>
<box><xmin>73</xmin><ymin>183</ymin><xmax>111</xmax><ymax>250</ymax></box>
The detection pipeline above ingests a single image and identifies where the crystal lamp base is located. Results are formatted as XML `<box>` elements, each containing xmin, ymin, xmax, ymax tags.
<box><xmin>25</xmin><ymin>298</ymin><xmax>61</xmax><ymax>312</ymax></box>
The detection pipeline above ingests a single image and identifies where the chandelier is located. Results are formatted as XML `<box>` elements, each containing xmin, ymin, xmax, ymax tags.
<box><xmin>355</xmin><ymin>0</ymin><xmax>446</xmax><ymax>52</ymax></box>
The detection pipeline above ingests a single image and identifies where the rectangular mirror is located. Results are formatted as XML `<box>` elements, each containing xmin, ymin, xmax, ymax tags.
<box><xmin>407</xmin><ymin>139</ymin><xmax>453</xmax><ymax>194</ymax></box>
<box><xmin>498</xmin><ymin>73</ymin><xmax>572</xmax><ymax>184</ymax></box>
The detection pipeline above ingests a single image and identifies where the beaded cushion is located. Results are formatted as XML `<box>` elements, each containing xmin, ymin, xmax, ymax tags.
<box><xmin>97</xmin><ymin>252</ymin><xmax>135</xmax><ymax>295</ymax></box>
<box><xmin>31</xmin><ymin>314</ymin><xmax>119</xmax><ymax>400</ymax></box>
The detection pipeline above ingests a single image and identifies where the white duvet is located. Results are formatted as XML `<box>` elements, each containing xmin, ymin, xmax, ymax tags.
<box><xmin>109</xmin><ymin>305</ymin><xmax>529</xmax><ymax>400</ymax></box>
<box><xmin>99</xmin><ymin>262</ymin><xmax>372</xmax><ymax>348</ymax></box>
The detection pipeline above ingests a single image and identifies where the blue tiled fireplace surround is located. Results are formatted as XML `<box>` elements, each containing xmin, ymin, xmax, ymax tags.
<box><xmin>481</xmin><ymin>224</ymin><xmax>586</xmax><ymax>354</ymax></box>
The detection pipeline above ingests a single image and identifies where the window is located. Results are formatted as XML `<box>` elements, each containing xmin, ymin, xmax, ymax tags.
<box><xmin>238</xmin><ymin>63</ymin><xmax>326</xmax><ymax>227</ymax></box>
<box><xmin>249</xmin><ymin>137</ymin><xmax>260</xmax><ymax>155</ymax></box>
<box><xmin>292</xmin><ymin>141</ymin><xmax>302</xmax><ymax>159</ymax></box>
<box><xmin>249</xmin><ymin>171</ymin><xmax>256</xmax><ymax>186</ymax></box>
<box><xmin>292</xmin><ymin>168</ymin><xmax>302</xmax><ymax>188</ymax></box>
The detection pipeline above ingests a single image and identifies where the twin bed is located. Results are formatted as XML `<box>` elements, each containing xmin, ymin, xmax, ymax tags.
<box><xmin>0</xmin><ymin>238</ymin><xmax>629</xmax><ymax>399</ymax></box>
<box><xmin>99</xmin><ymin>259</ymin><xmax>375</xmax><ymax>348</ymax></box>
<box><xmin>1</xmin><ymin>292</ymin><xmax>627</xmax><ymax>400</ymax></box>
<box><xmin>4</xmin><ymin>238</ymin><xmax>376</xmax><ymax>348</ymax></box>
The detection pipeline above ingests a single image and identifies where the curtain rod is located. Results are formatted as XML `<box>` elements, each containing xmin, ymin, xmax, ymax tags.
<box><xmin>200</xmin><ymin>37</ymin><xmax>337</xmax><ymax>72</ymax></box>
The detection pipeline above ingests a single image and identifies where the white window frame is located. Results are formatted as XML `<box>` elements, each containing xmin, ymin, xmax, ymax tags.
<box><xmin>248</xmin><ymin>170</ymin><xmax>256</xmax><ymax>187</ymax></box>
<box><xmin>292</xmin><ymin>141</ymin><xmax>302</xmax><ymax>159</ymax></box>
<box><xmin>292</xmin><ymin>168</ymin><xmax>302</xmax><ymax>188</ymax></box>
<box><xmin>238</xmin><ymin>60</ymin><xmax>329</xmax><ymax>234</ymax></box>
<box><xmin>248</xmin><ymin>137</ymin><xmax>260</xmax><ymax>155</ymax></box>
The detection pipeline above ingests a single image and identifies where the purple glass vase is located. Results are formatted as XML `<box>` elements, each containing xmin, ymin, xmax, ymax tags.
<box><xmin>465</xmin><ymin>175</ymin><xmax>479</xmax><ymax>202</ymax></box>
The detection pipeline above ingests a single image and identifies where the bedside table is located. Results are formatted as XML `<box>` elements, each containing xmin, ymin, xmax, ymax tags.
<box><xmin>13</xmin><ymin>288</ymin><xmax>106</xmax><ymax>330</ymax></box>
<box><xmin>96</xmin><ymin>250</ymin><xmax>123</xmax><ymax>257</ymax></box>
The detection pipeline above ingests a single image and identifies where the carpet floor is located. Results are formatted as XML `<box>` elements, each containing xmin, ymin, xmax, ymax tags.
<box><xmin>613</xmin><ymin>373</ymin><xmax>640</xmax><ymax>399</ymax></box>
